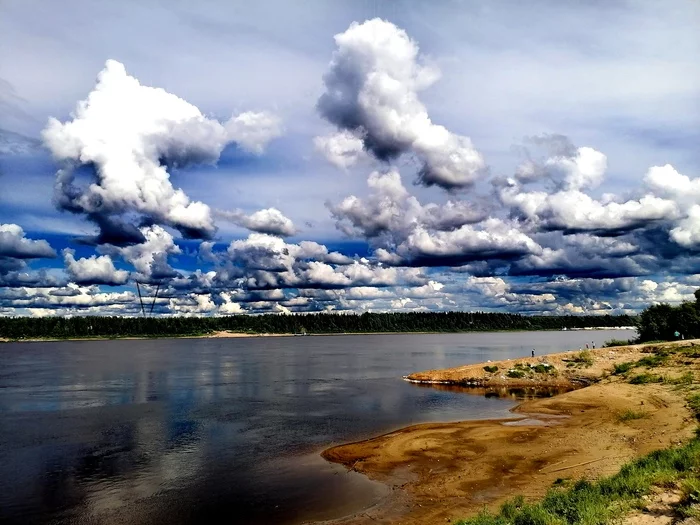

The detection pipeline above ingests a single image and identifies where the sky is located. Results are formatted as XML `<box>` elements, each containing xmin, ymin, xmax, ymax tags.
<box><xmin>0</xmin><ymin>0</ymin><xmax>699</xmax><ymax>317</ymax></box>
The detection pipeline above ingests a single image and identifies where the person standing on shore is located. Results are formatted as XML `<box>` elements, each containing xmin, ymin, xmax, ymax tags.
<box><xmin>532</xmin><ymin>349</ymin><xmax>535</xmax><ymax>357</ymax></box>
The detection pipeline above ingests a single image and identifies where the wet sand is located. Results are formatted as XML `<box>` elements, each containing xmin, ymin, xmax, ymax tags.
<box><xmin>319</xmin><ymin>340</ymin><xmax>700</xmax><ymax>525</ymax></box>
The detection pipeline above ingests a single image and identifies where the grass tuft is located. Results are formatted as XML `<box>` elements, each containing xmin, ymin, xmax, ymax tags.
<box><xmin>629</xmin><ymin>373</ymin><xmax>664</xmax><ymax>384</ymax></box>
<box><xmin>507</xmin><ymin>369</ymin><xmax>526</xmax><ymax>379</ymax></box>
<box><xmin>567</xmin><ymin>350</ymin><xmax>594</xmax><ymax>368</ymax></box>
<box><xmin>616</xmin><ymin>409</ymin><xmax>648</xmax><ymax>422</ymax></box>
<box><xmin>664</xmin><ymin>371</ymin><xmax>694</xmax><ymax>385</ymax></box>
<box><xmin>533</xmin><ymin>364</ymin><xmax>556</xmax><ymax>375</ymax></box>
<box><xmin>688</xmin><ymin>393</ymin><xmax>700</xmax><ymax>420</ymax></box>
<box><xmin>613</xmin><ymin>362</ymin><xmax>635</xmax><ymax>375</ymax></box>
<box><xmin>483</xmin><ymin>365</ymin><xmax>499</xmax><ymax>373</ymax></box>
<box><xmin>636</xmin><ymin>353</ymin><xmax>669</xmax><ymax>368</ymax></box>
<box><xmin>604</xmin><ymin>338</ymin><xmax>632</xmax><ymax>348</ymax></box>
<box><xmin>678</xmin><ymin>476</ymin><xmax>700</xmax><ymax>517</ymax></box>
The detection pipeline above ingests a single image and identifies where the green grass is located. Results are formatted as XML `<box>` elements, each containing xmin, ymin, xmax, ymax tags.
<box><xmin>679</xmin><ymin>346</ymin><xmax>700</xmax><ymax>359</ymax></box>
<box><xmin>636</xmin><ymin>353</ymin><xmax>669</xmax><ymax>368</ymax></box>
<box><xmin>688</xmin><ymin>393</ymin><xmax>700</xmax><ymax>420</ymax></box>
<box><xmin>483</xmin><ymin>365</ymin><xmax>499</xmax><ymax>373</ymax></box>
<box><xmin>616</xmin><ymin>409</ymin><xmax>648</xmax><ymax>422</ymax></box>
<box><xmin>629</xmin><ymin>373</ymin><xmax>664</xmax><ymax>384</ymax></box>
<box><xmin>507</xmin><ymin>369</ymin><xmax>526</xmax><ymax>379</ymax></box>
<box><xmin>613</xmin><ymin>354</ymin><xmax>671</xmax><ymax>377</ymax></box>
<box><xmin>456</xmin><ymin>438</ymin><xmax>700</xmax><ymax>525</ymax></box>
<box><xmin>613</xmin><ymin>362</ymin><xmax>635</xmax><ymax>375</ymax></box>
<box><xmin>566</xmin><ymin>350</ymin><xmax>594</xmax><ymax>369</ymax></box>
<box><xmin>678</xmin><ymin>476</ymin><xmax>700</xmax><ymax>518</ymax></box>
<box><xmin>533</xmin><ymin>364</ymin><xmax>556</xmax><ymax>374</ymax></box>
<box><xmin>664</xmin><ymin>371</ymin><xmax>694</xmax><ymax>386</ymax></box>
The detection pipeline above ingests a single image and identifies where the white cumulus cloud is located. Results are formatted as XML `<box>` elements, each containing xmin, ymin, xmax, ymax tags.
<box><xmin>316</xmin><ymin>19</ymin><xmax>485</xmax><ymax>189</ymax></box>
<box><xmin>42</xmin><ymin>59</ymin><xmax>281</xmax><ymax>242</ymax></box>
<box><xmin>63</xmin><ymin>249</ymin><xmax>129</xmax><ymax>285</ymax></box>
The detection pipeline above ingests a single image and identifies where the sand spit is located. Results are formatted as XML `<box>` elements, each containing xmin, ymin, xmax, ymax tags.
<box><xmin>319</xmin><ymin>340</ymin><xmax>700</xmax><ymax>525</ymax></box>
<box><xmin>404</xmin><ymin>340</ymin><xmax>698</xmax><ymax>389</ymax></box>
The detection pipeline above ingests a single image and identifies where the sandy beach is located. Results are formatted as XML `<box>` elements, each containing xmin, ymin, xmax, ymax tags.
<box><xmin>319</xmin><ymin>340</ymin><xmax>700</xmax><ymax>525</ymax></box>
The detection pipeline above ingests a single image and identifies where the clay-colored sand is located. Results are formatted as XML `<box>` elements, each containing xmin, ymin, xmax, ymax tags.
<box><xmin>320</xmin><ymin>340</ymin><xmax>700</xmax><ymax>525</ymax></box>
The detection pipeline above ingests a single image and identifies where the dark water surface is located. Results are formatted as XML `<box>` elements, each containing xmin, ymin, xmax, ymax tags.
<box><xmin>0</xmin><ymin>330</ymin><xmax>633</xmax><ymax>525</ymax></box>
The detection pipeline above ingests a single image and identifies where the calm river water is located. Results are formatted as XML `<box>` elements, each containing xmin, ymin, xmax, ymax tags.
<box><xmin>0</xmin><ymin>330</ymin><xmax>632</xmax><ymax>525</ymax></box>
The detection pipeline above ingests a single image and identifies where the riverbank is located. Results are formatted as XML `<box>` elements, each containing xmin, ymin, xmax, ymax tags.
<box><xmin>403</xmin><ymin>341</ymin><xmax>693</xmax><ymax>389</ymax></box>
<box><xmin>320</xmin><ymin>339</ymin><xmax>700</xmax><ymax>525</ymax></box>
<box><xmin>0</xmin><ymin>327</ymin><xmax>636</xmax><ymax>344</ymax></box>
<box><xmin>0</xmin><ymin>330</ymin><xmax>293</xmax><ymax>343</ymax></box>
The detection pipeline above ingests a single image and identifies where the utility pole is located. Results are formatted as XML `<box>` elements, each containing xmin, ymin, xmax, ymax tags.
<box><xmin>149</xmin><ymin>283</ymin><xmax>160</xmax><ymax>315</ymax></box>
<box><xmin>136</xmin><ymin>281</ymin><xmax>146</xmax><ymax>317</ymax></box>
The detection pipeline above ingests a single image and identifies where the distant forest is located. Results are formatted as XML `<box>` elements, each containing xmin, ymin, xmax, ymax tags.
<box><xmin>0</xmin><ymin>312</ymin><xmax>635</xmax><ymax>340</ymax></box>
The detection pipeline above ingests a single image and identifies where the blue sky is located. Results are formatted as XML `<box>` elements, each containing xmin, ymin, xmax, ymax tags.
<box><xmin>0</xmin><ymin>0</ymin><xmax>698</xmax><ymax>316</ymax></box>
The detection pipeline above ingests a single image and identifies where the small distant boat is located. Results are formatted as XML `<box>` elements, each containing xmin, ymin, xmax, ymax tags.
<box><xmin>561</xmin><ymin>327</ymin><xmax>568</xmax><ymax>331</ymax></box>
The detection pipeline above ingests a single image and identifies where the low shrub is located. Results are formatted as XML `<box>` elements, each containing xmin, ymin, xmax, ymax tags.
<box><xmin>678</xmin><ymin>476</ymin><xmax>700</xmax><ymax>518</ymax></box>
<box><xmin>665</xmin><ymin>371</ymin><xmax>694</xmax><ymax>385</ymax></box>
<box><xmin>637</xmin><ymin>353</ymin><xmax>669</xmax><ymax>368</ymax></box>
<box><xmin>483</xmin><ymin>365</ymin><xmax>499</xmax><ymax>373</ymax></box>
<box><xmin>688</xmin><ymin>393</ymin><xmax>700</xmax><ymax>419</ymax></box>
<box><xmin>604</xmin><ymin>338</ymin><xmax>632</xmax><ymax>348</ymax></box>
<box><xmin>613</xmin><ymin>362</ymin><xmax>635</xmax><ymax>375</ymax></box>
<box><xmin>573</xmin><ymin>350</ymin><xmax>594</xmax><ymax>367</ymax></box>
<box><xmin>629</xmin><ymin>373</ymin><xmax>664</xmax><ymax>384</ymax></box>
<box><xmin>507</xmin><ymin>369</ymin><xmax>526</xmax><ymax>379</ymax></box>
<box><xmin>616</xmin><ymin>409</ymin><xmax>648</xmax><ymax>422</ymax></box>
<box><xmin>533</xmin><ymin>364</ymin><xmax>555</xmax><ymax>374</ymax></box>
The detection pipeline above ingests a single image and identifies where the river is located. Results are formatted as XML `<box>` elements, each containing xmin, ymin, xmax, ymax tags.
<box><xmin>0</xmin><ymin>330</ymin><xmax>632</xmax><ymax>524</ymax></box>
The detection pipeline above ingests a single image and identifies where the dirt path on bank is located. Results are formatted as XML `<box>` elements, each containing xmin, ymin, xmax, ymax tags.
<box><xmin>318</xmin><ymin>340</ymin><xmax>700</xmax><ymax>525</ymax></box>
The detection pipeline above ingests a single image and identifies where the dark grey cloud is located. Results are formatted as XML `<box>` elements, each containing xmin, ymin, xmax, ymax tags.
<box><xmin>378</xmin><ymin>219</ymin><xmax>541</xmax><ymax>268</ymax></box>
<box><xmin>0</xmin><ymin>224</ymin><xmax>56</xmax><ymax>259</ymax></box>
<box><xmin>99</xmin><ymin>225</ymin><xmax>182</xmax><ymax>284</ymax></box>
<box><xmin>328</xmin><ymin>169</ymin><xmax>487</xmax><ymax>246</ymax></box>
<box><xmin>0</xmin><ymin>269</ymin><xmax>65</xmax><ymax>288</ymax></box>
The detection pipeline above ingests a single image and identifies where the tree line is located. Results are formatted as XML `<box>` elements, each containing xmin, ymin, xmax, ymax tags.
<box><xmin>0</xmin><ymin>311</ymin><xmax>636</xmax><ymax>340</ymax></box>
<box><xmin>636</xmin><ymin>290</ymin><xmax>700</xmax><ymax>342</ymax></box>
